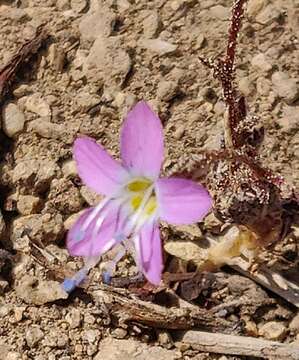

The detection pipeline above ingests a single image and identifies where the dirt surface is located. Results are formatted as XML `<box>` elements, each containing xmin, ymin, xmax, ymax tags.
<box><xmin>0</xmin><ymin>0</ymin><xmax>299</xmax><ymax>359</ymax></box>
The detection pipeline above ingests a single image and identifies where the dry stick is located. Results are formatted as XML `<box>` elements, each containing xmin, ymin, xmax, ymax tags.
<box><xmin>206</xmin><ymin>234</ymin><xmax>299</xmax><ymax>308</ymax></box>
<box><xmin>179</xmin><ymin>330</ymin><xmax>299</xmax><ymax>360</ymax></box>
<box><xmin>231</xmin><ymin>260</ymin><xmax>299</xmax><ymax>308</ymax></box>
<box><xmin>92</xmin><ymin>284</ymin><xmax>236</xmax><ymax>333</ymax></box>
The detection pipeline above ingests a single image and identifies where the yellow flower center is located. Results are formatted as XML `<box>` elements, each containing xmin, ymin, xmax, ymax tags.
<box><xmin>127</xmin><ymin>178</ymin><xmax>152</xmax><ymax>192</ymax></box>
<box><xmin>127</xmin><ymin>178</ymin><xmax>157</xmax><ymax>217</ymax></box>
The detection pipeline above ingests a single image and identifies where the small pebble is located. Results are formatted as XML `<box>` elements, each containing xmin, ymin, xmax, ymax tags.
<box><xmin>251</xmin><ymin>53</ymin><xmax>272</xmax><ymax>73</ymax></box>
<box><xmin>289</xmin><ymin>313</ymin><xmax>299</xmax><ymax>333</ymax></box>
<box><xmin>2</xmin><ymin>103</ymin><xmax>25</xmax><ymax>138</ymax></box>
<box><xmin>157</xmin><ymin>80</ymin><xmax>178</xmax><ymax>101</ymax></box>
<box><xmin>258</xmin><ymin>321</ymin><xmax>287</xmax><ymax>340</ymax></box>
<box><xmin>272</xmin><ymin>71</ymin><xmax>299</xmax><ymax>104</ymax></box>
<box><xmin>17</xmin><ymin>195</ymin><xmax>42</xmax><ymax>215</ymax></box>
<box><xmin>112</xmin><ymin>328</ymin><xmax>127</xmax><ymax>339</ymax></box>
<box><xmin>65</xmin><ymin>308</ymin><xmax>82</xmax><ymax>329</ymax></box>
<box><xmin>139</xmin><ymin>38</ymin><xmax>177</xmax><ymax>55</ymax></box>
<box><xmin>25</xmin><ymin>326</ymin><xmax>44</xmax><ymax>348</ymax></box>
<box><xmin>24</xmin><ymin>93</ymin><xmax>51</xmax><ymax>117</ymax></box>
<box><xmin>70</xmin><ymin>0</ymin><xmax>87</xmax><ymax>13</ymax></box>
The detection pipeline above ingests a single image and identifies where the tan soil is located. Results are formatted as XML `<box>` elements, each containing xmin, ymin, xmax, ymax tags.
<box><xmin>0</xmin><ymin>0</ymin><xmax>298</xmax><ymax>359</ymax></box>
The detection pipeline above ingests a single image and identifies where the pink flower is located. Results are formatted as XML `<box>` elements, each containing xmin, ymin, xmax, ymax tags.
<box><xmin>63</xmin><ymin>101</ymin><xmax>212</xmax><ymax>291</ymax></box>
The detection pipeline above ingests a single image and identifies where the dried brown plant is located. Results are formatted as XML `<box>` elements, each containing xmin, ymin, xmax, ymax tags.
<box><xmin>173</xmin><ymin>0</ymin><xmax>298</xmax><ymax>252</ymax></box>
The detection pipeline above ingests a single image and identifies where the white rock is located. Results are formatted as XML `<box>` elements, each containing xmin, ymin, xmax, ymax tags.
<box><xmin>16</xmin><ymin>275</ymin><xmax>68</xmax><ymax>305</ymax></box>
<box><xmin>17</xmin><ymin>195</ymin><xmax>42</xmax><ymax>215</ymax></box>
<box><xmin>57</xmin><ymin>0</ymin><xmax>70</xmax><ymax>11</ymax></box>
<box><xmin>1</xmin><ymin>6</ymin><xmax>26</xmax><ymax>21</ymax></box>
<box><xmin>43</xmin><ymin>328</ymin><xmax>69</xmax><ymax>348</ymax></box>
<box><xmin>272</xmin><ymin>72</ymin><xmax>299</xmax><ymax>104</ymax></box>
<box><xmin>79</xmin><ymin>6</ymin><xmax>116</xmax><ymax>42</ymax></box>
<box><xmin>256</xmin><ymin>77</ymin><xmax>271</xmax><ymax>96</ymax></box>
<box><xmin>75</xmin><ymin>90</ymin><xmax>101</xmax><ymax>111</ymax></box>
<box><xmin>139</xmin><ymin>38</ymin><xmax>177</xmax><ymax>55</ymax></box>
<box><xmin>170</xmin><ymin>1</ymin><xmax>183</xmax><ymax>11</ymax></box>
<box><xmin>157</xmin><ymin>80</ymin><xmax>178</xmax><ymax>101</ymax></box>
<box><xmin>82</xmin><ymin>329</ymin><xmax>100</xmax><ymax>344</ymax></box>
<box><xmin>94</xmin><ymin>338</ymin><xmax>178</xmax><ymax>360</ymax></box>
<box><xmin>25</xmin><ymin>326</ymin><xmax>44</xmax><ymax>348</ymax></box>
<box><xmin>289</xmin><ymin>312</ymin><xmax>299</xmax><ymax>332</ymax></box>
<box><xmin>214</xmin><ymin>100</ymin><xmax>226</xmax><ymax>116</ymax></box>
<box><xmin>247</xmin><ymin>0</ymin><xmax>269</xmax><ymax>17</ymax></box>
<box><xmin>11</xmin><ymin>213</ymin><xmax>64</xmax><ymax>248</ymax></box>
<box><xmin>164</xmin><ymin>239</ymin><xmax>207</xmax><ymax>265</ymax></box>
<box><xmin>142</xmin><ymin>10</ymin><xmax>160</xmax><ymax>38</ymax></box>
<box><xmin>2</xmin><ymin>103</ymin><xmax>25</xmax><ymax>138</ymax></box>
<box><xmin>277</xmin><ymin>105</ymin><xmax>299</xmax><ymax>133</ymax></box>
<box><xmin>173</xmin><ymin>224</ymin><xmax>202</xmax><ymax>238</ymax></box>
<box><xmin>111</xmin><ymin>328</ymin><xmax>127</xmax><ymax>339</ymax></box>
<box><xmin>64</xmin><ymin>210</ymin><xmax>84</xmax><ymax>230</ymax></box>
<box><xmin>62</xmin><ymin>159</ymin><xmax>77</xmax><ymax>178</ymax></box>
<box><xmin>70</xmin><ymin>0</ymin><xmax>87</xmax><ymax>13</ymax></box>
<box><xmin>13</xmin><ymin>84</ymin><xmax>31</xmax><ymax>98</ymax></box>
<box><xmin>80</xmin><ymin>186</ymin><xmax>102</xmax><ymax>206</ymax></box>
<box><xmin>47</xmin><ymin>43</ymin><xmax>65</xmax><ymax>73</ymax></box>
<box><xmin>65</xmin><ymin>309</ymin><xmax>81</xmax><ymax>329</ymax></box>
<box><xmin>256</xmin><ymin>4</ymin><xmax>281</xmax><ymax>25</ymax></box>
<box><xmin>195</xmin><ymin>34</ymin><xmax>206</xmax><ymax>50</ymax></box>
<box><xmin>12</xmin><ymin>159</ymin><xmax>58</xmax><ymax>192</ymax></box>
<box><xmin>238</xmin><ymin>77</ymin><xmax>255</xmax><ymax>97</ymax></box>
<box><xmin>116</xmin><ymin>0</ymin><xmax>131</xmax><ymax>12</ymax></box>
<box><xmin>83</xmin><ymin>36</ymin><xmax>131</xmax><ymax>87</ymax></box>
<box><xmin>6</xmin><ymin>352</ymin><xmax>22</xmax><ymax>360</ymax></box>
<box><xmin>28</xmin><ymin>118</ymin><xmax>66</xmax><ymax>139</ymax></box>
<box><xmin>258</xmin><ymin>321</ymin><xmax>286</xmax><ymax>340</ymax></box>
<box><xmin>251</xmin><ymin>53</ymin><xmax>272</xmax><ymax>73</ymax></box>
<box><xmin>209</xmin><ymin>5</ymin><xmax>230</xmax><ymax>20</ymax></box>
<box><xmin>24</xmin><ymin>93</ymin><xmax>51</xmax><ymax>117</ymax></box>
<box><xmin>73</xmin><ymin>49</ymin><xmax>88</xmax><ymax>69</ymax></box>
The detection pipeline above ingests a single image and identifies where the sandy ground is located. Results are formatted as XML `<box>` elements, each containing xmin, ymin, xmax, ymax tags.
<box><xmin>0</xmin><ymin>0</ymin><xmax>299</xmax><ymax>359</ymax></box>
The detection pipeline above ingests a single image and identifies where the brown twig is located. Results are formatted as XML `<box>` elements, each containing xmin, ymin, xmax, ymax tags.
<box><xmin>92</xmin><ymin>284</ymin><xmax>237</xmax><ymax>333</ymax></box>
<box><xmin>179</xmin><ymin>330</ymin><xmax>299</xmax><ymax>359</ymax></box>
<box><xmin>232</xmin><ymin>261</ymin><xmax>299</xmax><ymax>308</ymax></box>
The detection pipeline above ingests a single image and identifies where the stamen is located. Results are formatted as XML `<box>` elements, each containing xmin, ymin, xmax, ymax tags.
<box><xmin>144</xmin><ymin>196</ymin><xmax>157</xmax><ymax>216</ymax></box>
<box><xmin>82</xmin><ymin>198</ymin><xmax>110</xmax><ymax>231</ymax></box>
<box><xmin>127</xmin><ymin>178</ymin><xmax>152</xmax><ymax>192</ymax></box>
<box><xmin>61</xmin><ymin>256</ymin><xmax>100</xmax><ymax>294</ymax></box>
<box><xmin>65</xmin><ymin>178</ymin><xmax>158</xmax><ymax>292</ymax></box>
<box><xmin>131</xmin><ymin>195</ymin><xmax>142</xmax><ymax>210</ymax></box>
<box><xmin>62</xmin><ymin>268</ymin><xmax>89</xmax><ymax>293</ymax></box>
<box><xmin>125</xmin><ymin>185</ymin><xmax>155</xmax><ymax>234</ymax></box>
<box><xmin>102</xmin><ymin>244</ymin><xmax>126</xmax><ymax>284</ymax></box>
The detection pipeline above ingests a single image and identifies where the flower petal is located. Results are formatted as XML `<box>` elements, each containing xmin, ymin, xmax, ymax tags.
<box><xmin>121</xmin><ymin>101</ymin><xmax>164</xmax><ymax>179</ymax></box>
<box><xmin>67</xmin><ymin>201</ymin><xmax>127</xmax><ymax>257</ymax></box>
<box><xmin>156</xmin><ymin>178</ymin><xmax>212</xmax><ymax>225</ymax></box>
<box><xmin>135</xmin><ymin>222</ymin><xmax>163</xmax><ymax>285</ymax></box>
<box><xmin>74</xmin><ymin>137</ymin><xmax>129</xmax><ymax>196</ymax></box>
